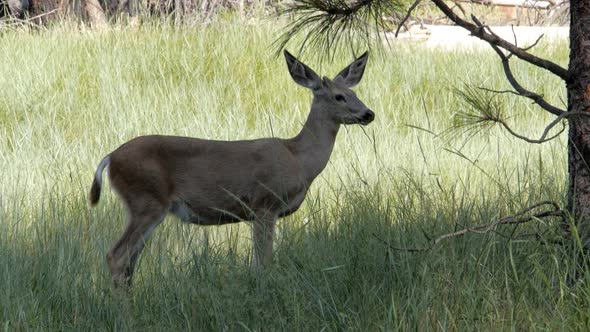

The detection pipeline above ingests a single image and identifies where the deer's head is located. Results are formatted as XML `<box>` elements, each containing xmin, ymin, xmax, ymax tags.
<box><xmin>284</xmin><ymin>50</ymin><xmax>374</xmax><ymax>126</ymax></box>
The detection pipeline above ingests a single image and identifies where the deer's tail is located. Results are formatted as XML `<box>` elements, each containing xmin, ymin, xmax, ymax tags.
<box><xmin>89</xmin><ymin>154</ymin><xmax>111</xmax><ymax>206</ymax></box>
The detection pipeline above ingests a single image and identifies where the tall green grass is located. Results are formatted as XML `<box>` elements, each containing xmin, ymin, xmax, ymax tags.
<box><xmin>1</xmin><ymin>20</ymin><xmax>586</xmax><ymax>330</ymax></box>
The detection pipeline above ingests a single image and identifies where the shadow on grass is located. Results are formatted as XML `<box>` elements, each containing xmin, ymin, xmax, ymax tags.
<box><xmin>0</xmin><ymin>180</ymin><xmax>589</xmax><ymax>330</ymax></box>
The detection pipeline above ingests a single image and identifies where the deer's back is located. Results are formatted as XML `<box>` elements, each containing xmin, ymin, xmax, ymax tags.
<box><xmin>108</xmin><ymin>135</ymin><xmax>308</xmax><ymax>224</ymax></box>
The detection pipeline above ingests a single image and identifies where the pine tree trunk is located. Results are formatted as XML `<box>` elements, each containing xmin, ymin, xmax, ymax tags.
<box><xmin>567</xmin><ymin>0</ymin><xmax>590</xmax><ymax>248</ymax></box>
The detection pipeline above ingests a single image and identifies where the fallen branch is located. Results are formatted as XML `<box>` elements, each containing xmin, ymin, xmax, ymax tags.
<box><xmin>375</xmin><ymin>201</ymin><xmax>563</xmax><ymax>252</ymax></box>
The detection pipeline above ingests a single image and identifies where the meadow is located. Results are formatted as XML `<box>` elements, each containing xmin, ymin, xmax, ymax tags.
<box><xmin>0</xmin><ymin>20</ymin><xmax>585</xmax><ymax>330</ymax></box>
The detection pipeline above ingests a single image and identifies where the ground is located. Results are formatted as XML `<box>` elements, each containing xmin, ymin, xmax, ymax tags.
<box><xmin>395</xmin><ymin>24</ymin><xmax>568</xmax><ymax>48</ymax></box>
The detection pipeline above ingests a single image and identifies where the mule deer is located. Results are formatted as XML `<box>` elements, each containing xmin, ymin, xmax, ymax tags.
<box><xmin>89</xmin><ymin>50</ymin><xmax>374</xmax><ymax>287</ymax></box>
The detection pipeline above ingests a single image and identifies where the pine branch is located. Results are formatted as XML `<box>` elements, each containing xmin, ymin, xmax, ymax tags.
<box><xmin>447</xmin><ymin>85</ymin><xmax>578</xmax><ymax>145</ymax></box>
<box><xmin>275</xmin><ymin>0</ymin><xmax>402</xmax><ymax>59</ymax></box>
<box><xmin>441</xmin><ymin>85</ymin><xmax>504</xmax><ymax>142</ymax></box>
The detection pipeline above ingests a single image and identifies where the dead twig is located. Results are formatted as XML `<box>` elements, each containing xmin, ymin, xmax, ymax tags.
<box><xmin>522</xmin><ymin>33</ymin><xmax>544</xmax><ymax>52</ymax></box>
<box><xmin>450</xmin><ymin>0</ymin><xmax>467</xmax><ymax>16</ymax></box>
<box><xmin>490</xmin><ymin>110</ymin><xmax>590</xmax><ymax>144</ymax></box>
<box><xmin>496</xmin><ymin>117</ymin><xmax>566</xmax><ymax>144</ymax></box>
<box><xmin>486</xmin><ymin>42</ymin><xmax>566</xmax><ymax>116</ymax></box>
<box><xmin>375</xmin><ymin>201</ymin><xmax>563</xmax><ymax>252</ymax></box>
<box><xmin>478</xmin><ymin>87</ymin><xmax>522</xmax><ymax>96</ymax></box>
<box><xmin>394</xmin><ymin>0</ymin><xmax>421</xmax><ymax>38</ymax></box>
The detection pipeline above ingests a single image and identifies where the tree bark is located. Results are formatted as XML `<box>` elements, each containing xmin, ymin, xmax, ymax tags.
<box><xmin>29</xmin><ymin>0</ymin><xmax>38</xmax><ymax>18</ymax></box>
<box><xmin>567</xmin><ymin>0</ymin><xmax>590</xmax><ymax>248</ymax></box>
<box><xmin>84</xmin><ymin>0</ymin><xmax>106</xmax><ymax>26</ymax></box>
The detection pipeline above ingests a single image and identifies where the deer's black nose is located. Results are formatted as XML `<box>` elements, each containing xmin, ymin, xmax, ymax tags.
<box><xmin>362</xmin><ymin>110</ymin><xmax>375</xmax><ymax>122</ymax></box>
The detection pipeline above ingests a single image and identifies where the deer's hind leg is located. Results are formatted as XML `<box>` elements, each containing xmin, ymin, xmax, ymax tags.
<box><xmin>107</xmin><ymin>194</ymin><xmax>168</xmax><ymax>288</ymax></box>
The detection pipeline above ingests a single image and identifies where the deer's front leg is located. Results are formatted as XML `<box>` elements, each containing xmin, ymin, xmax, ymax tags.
<box><xmin>252</xmin><ymin>215</ymin><xmax>277</xmax><ymax>271</ymax></box>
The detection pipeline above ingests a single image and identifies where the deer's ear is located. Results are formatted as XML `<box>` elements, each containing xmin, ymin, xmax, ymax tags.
<box><xmin>284</xmin><ymin>50</ymin><xmax>321</xmax><ymax>90</ymax></box>
<box><xmin>333</xmin><ymin>51</ymin><xmax>369</xmax><ymax>88</ymax></box>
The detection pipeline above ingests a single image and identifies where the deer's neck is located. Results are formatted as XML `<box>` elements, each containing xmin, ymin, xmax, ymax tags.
<box><xmin>288</xmin><ymin>100</ymin><xmax>340</xmax><ymax>184</ymax></box>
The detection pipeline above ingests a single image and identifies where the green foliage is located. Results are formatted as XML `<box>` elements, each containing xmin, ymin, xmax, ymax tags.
<box><xmin>0</xmin><ymin>20</ymin><xmax>582</xmax><ymax>330</ymax></box>
<box><xmin>277</xmin><ymin>0</ymin><xmax>403</xmax><ymax>60</ymax></box>
<box><xmin>444</xmin><ymin>85</ymin><xmax>506</xmax><ymax>142</ymax></box>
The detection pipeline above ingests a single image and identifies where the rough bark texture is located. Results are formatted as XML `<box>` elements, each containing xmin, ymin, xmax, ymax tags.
<box><xmin>84</xmin><ymin>0</ymin><xmax>106</xmax><ymax>26</ymax></box>
<box><xmin>29</xmin><ymin>0</ymin><xmax>38</xmax><ymax>18</ymax></box>
<box><xmin>567</xmin><ymin>0</ymin><xmax>590</xmax><ymax>247</ymax></box>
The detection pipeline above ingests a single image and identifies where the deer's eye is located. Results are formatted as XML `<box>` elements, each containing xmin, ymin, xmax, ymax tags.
<box><xmin>335</xmin><ymin>94</ymin><xmax>346</xmax><ymax>102</ymax></box>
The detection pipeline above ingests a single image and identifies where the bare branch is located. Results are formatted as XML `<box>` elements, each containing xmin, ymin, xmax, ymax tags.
<box><xmin>522</xmin><ymin>33</ymin><xmax>544</xmax><ymax>51</ymax></box>
<box><xmin>511</xmin><ymin>24</ymin><xmax>518</xmax><ymax>47</ymax></box>
<box><xmin>496</xmin><ymin>117</ymin><xmax>566</xmax><ymax>144</ymax></box>
<box><xmin>429</xmin><ymin>0</ymin><xmax>570</xmax><ymax>82</ymax></box>
<box><xmin>460</xmin><ymin>85</ymin><xmax>566</xmax><ymax>144</ymax></box>
<box><xmin>478</xmin><ymin>87</ymin><xmax>522</xmax><ymax>96</ymax></box>
<box><xmin>487</xmin><ymin>41</ymin><xmax>566</xmax><ymax>116</ymax></box>
<box><xmin>473</xmin><ymin>16</ymin><xmax>542</xmax><ymax>56</ymax></box>
<box><xmin>502</xmin><ymin>111</ymin><xmax>590</xmax><ymax>144</ymax></box>
<box><xmin>375</xmin><ymin>201</ymin><xmax>563</xmax><ymax>252</ymax></box>
<box><xmin>505</xmin><ymin>24</ymin><xmax>543</xmax><ymax>52</ymax></box>
<box><xmin>394</xmin><ymin>0</ymin><xmax>421</xmax><ymax>38</ymax></box>
<box><xmin>450</xmin><ymin>0</ymin><xmax>467</xmax><ymax>16</ymax></box>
